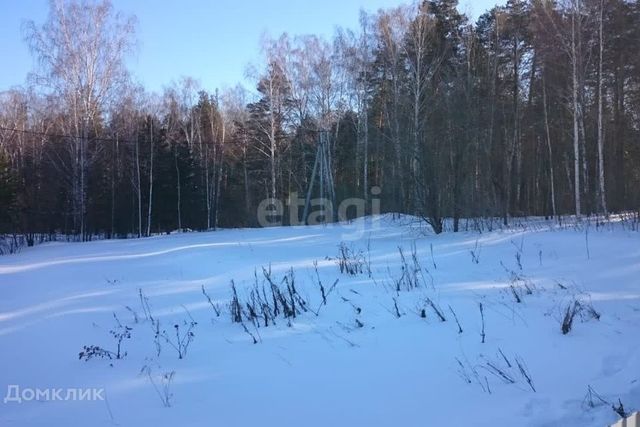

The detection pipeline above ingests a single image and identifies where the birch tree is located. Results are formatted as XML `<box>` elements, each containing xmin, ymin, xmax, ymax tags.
<box><xmin>404</xmin><ymin>2</ymin><xmax>438</xmax><ymax>212</ymax></box>
<box><xmin>25</xmin><ymin>0</ymin><xmax>135</xmax><ymax>239</ymax></box>
<box><xmin>249</xmin><ymin>34</ymin><xmax>292</xmax><ymax>201</ymax></box>
<box><xmin>375</xmin><ymin>7</ymin><xmax>410</xmax><ymax>210</ymax></box>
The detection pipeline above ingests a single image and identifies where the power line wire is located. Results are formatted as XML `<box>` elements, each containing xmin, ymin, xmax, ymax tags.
<box><xmin>0</xmin><ymin>125</ymin><xmax>140</xmax><ymax>145</ymax></box>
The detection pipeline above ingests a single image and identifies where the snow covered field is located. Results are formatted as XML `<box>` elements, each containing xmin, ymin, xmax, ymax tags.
<box><xmin>0</xmin><ymin>216</ymin><xmax>638</xmax><ymax>426</ymax></box>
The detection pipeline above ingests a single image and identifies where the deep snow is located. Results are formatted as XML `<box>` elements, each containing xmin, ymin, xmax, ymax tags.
<box><xmin>0</xmin><ymin>216</ymin><xmax>638</xmax><ymax>426</ymax></box>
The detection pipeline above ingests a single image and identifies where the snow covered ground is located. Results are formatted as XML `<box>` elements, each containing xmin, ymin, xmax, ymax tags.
<box><xmin>0</xmin><ymin>216</ymin><xmax>638</xmax><ymax>426</ymax></box>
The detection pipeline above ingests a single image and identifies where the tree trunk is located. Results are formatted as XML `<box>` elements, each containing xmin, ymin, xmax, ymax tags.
<box><xmin>146</xmin><ymin>118</ymin><xmax>154</xmax><ymax>236</ymax></box>
<box><xmin>597</xmin><ymin>0</ymin><xmax>607</xmax><ymax>214</ymax></box>
<box><xmin>542</xmin><ymin>72</ymin><xmax>557</xmax><ymax>218</ymax></box>
<box><xmin>135</xmin><ymin>130</ymin><xmax>142</xmax><ymax>238</ymax></box>
<box><xmin>363</xmin><ymin>104</ymin><xmax>369</xmax><ymax>205</ymax></box>
<box><xmin>571</xmin><ymin>4</ymin><xmax>582</xmax><ymax>217</ymax></box>
<box><xmin>174</xmin><ymin>144</ymin><xmax>182</xmax><ymax>231</ymax></box>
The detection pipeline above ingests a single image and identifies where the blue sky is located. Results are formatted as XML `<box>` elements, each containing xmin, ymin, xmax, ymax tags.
<box><xmin>0</xmin><ymin>0</ymin><xmax>502</xmax><ymax>94</ymax></box>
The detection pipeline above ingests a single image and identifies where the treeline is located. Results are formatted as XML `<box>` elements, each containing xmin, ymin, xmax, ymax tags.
<box><xmin>0</xmin><ymin>0</ymin><xmax>639</xmax><ymax>243</ymax></box>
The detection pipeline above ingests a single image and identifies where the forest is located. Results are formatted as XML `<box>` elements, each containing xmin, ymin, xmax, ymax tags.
<box><xmin>0</xmin><ymin>0</ymin><xmax>639</xmax><ymax>244</ymax></box>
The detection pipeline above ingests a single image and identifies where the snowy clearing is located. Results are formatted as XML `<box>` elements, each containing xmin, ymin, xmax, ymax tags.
<box><xmin>0</xmin><ymin>216</ymin><xmax>638</xmax><ymax>426</ymax></box>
